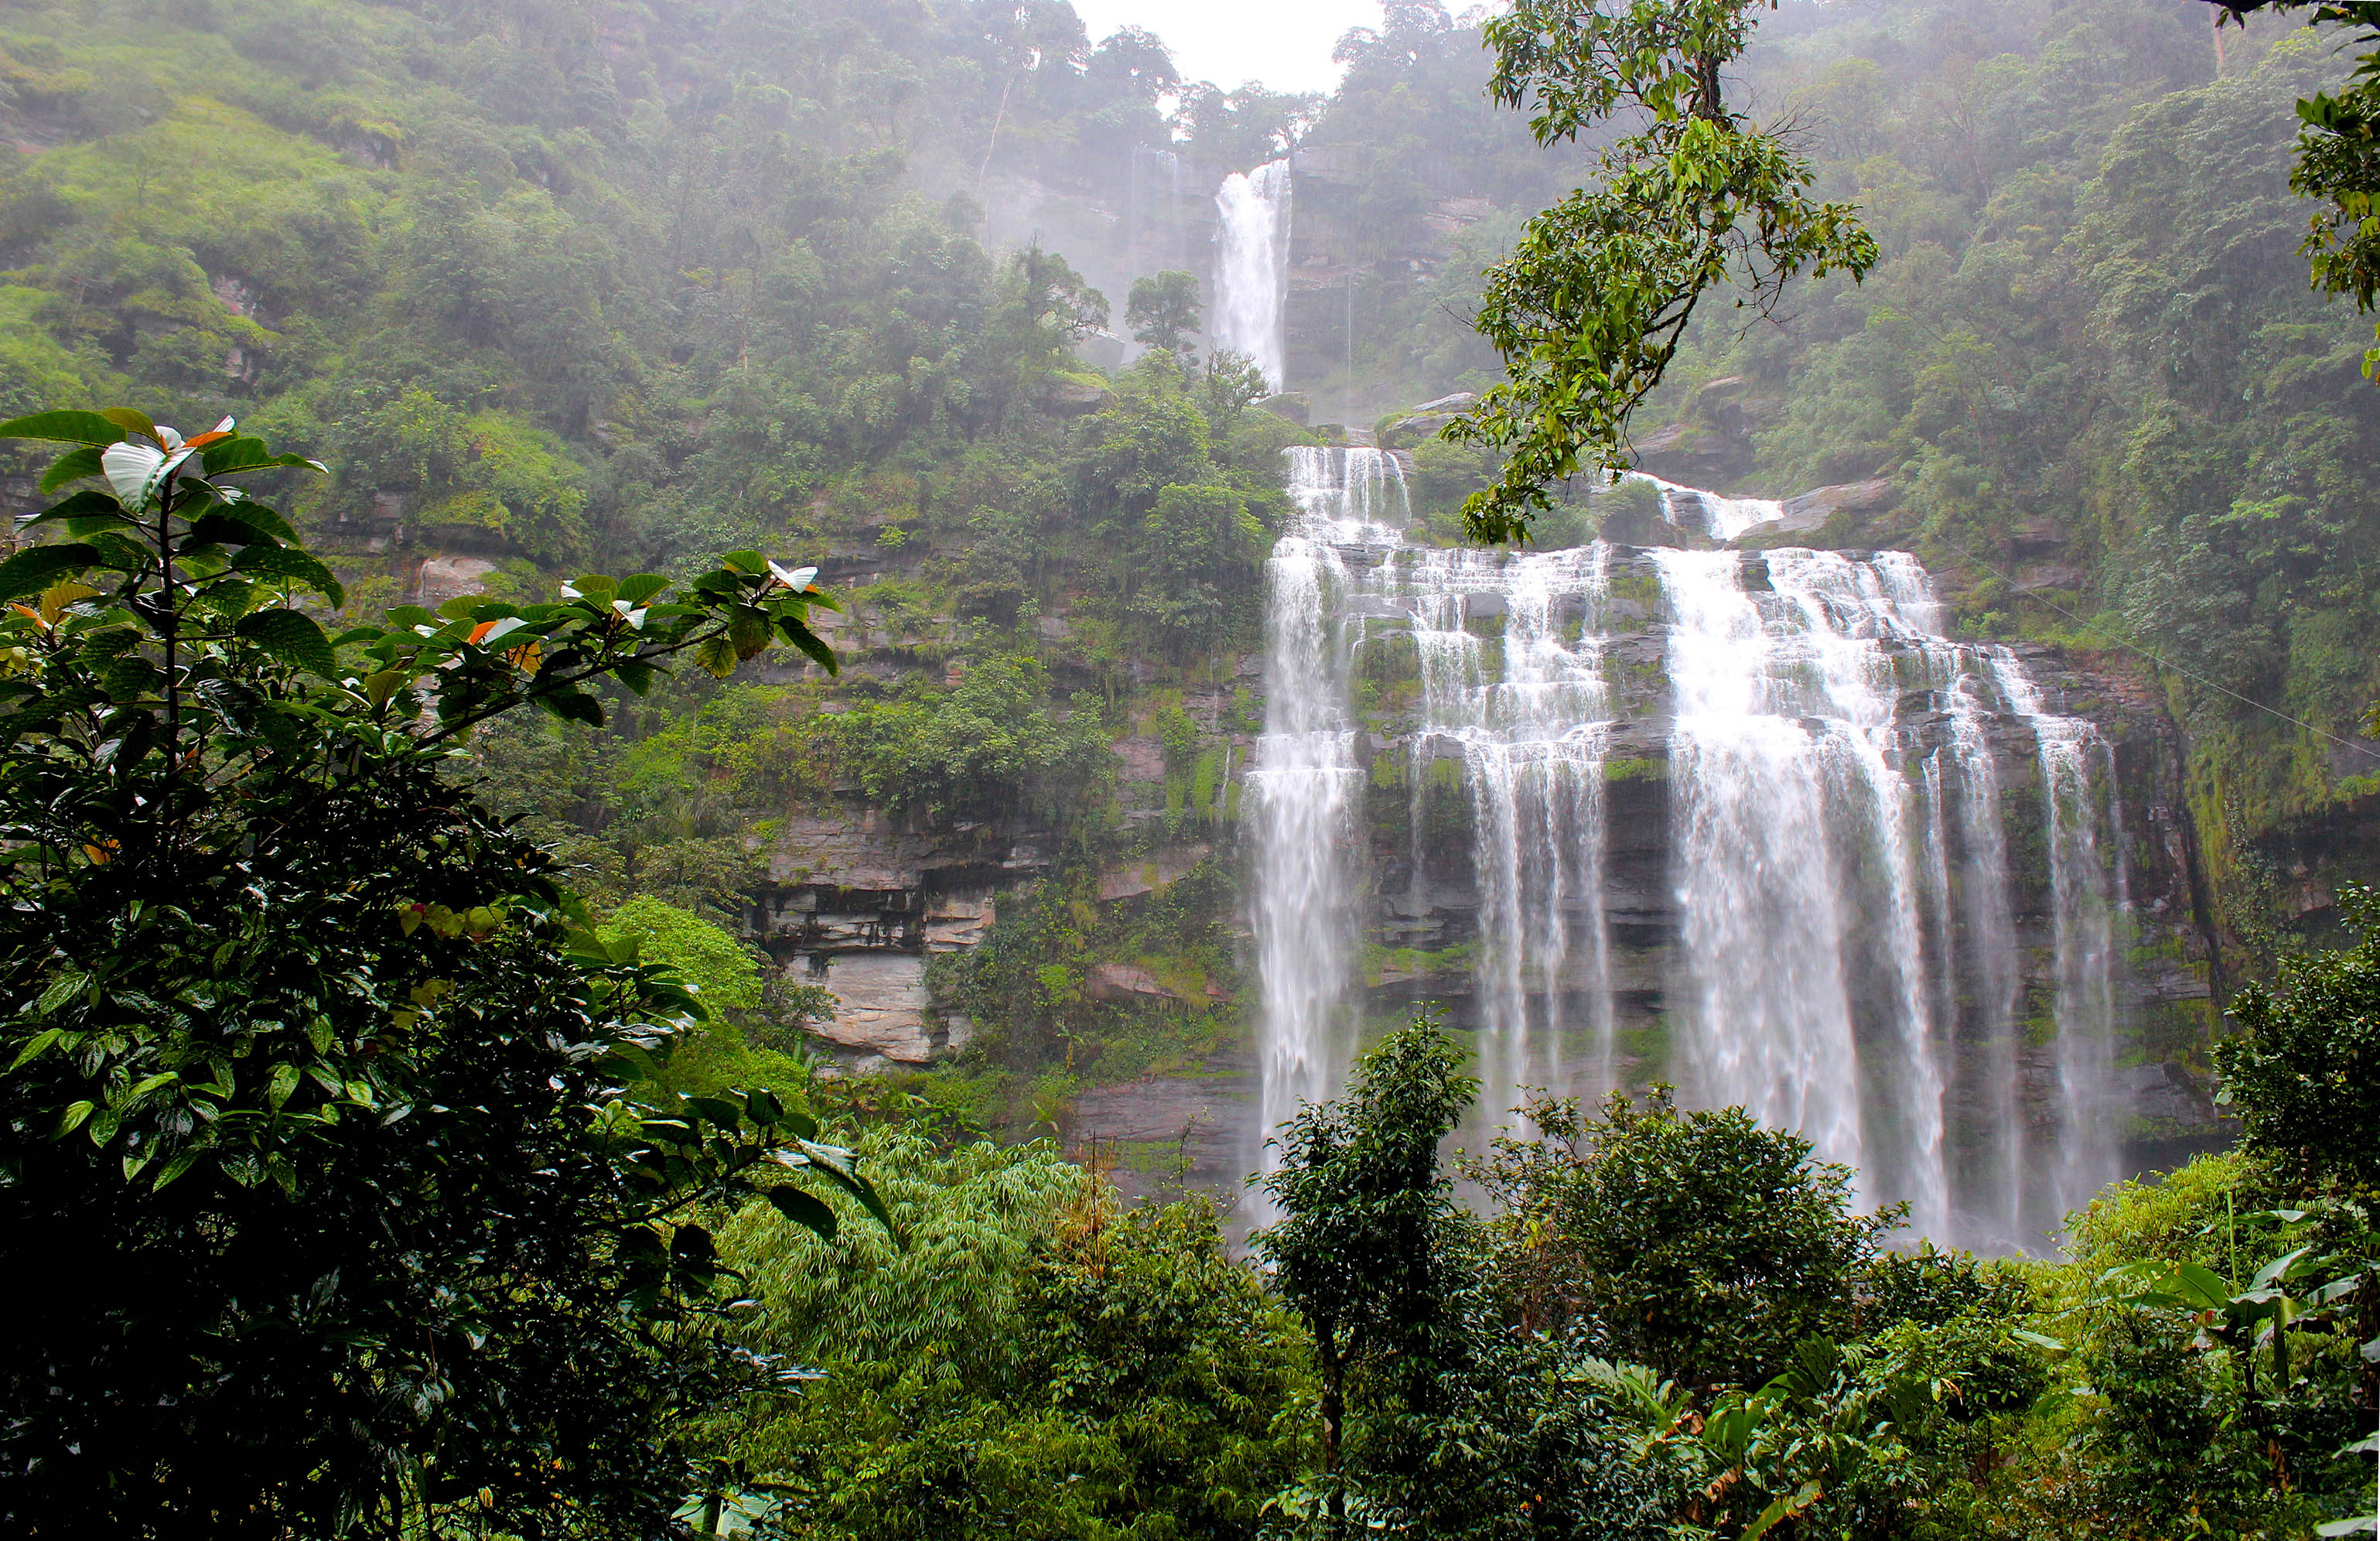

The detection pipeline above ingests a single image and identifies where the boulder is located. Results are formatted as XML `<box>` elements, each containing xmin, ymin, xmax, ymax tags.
<box><xmin>415</xmin><ymin>555</ymin><xmax>497</xmax><ymax>607</ymax></box>
<box><xmin>1097</xmin><ymin>844</ymin><xmax>1212</xmax><ymax>901</ymax></box>
<box><xmin>1742</xmin><ymin>477</ymin><xmax>1899</xmax><ymax>538</ymax></box>
<box><xmin>1074</xmin><ymin>330</ymin><xmax>1126</xmax><ymax>372</ymax></box>
<box><xmin>1377</xmin><ymin>391</ymin><xmax>1477</xmax><ymax>449</ymax></box>
<box><xmin>1044</xmin><ymin>374</ymin><xmax>1113</xmax><ymax>416</ymax></box>
<box><xmin>1084</xmin><ymin>962</ymin><xmax>1179</xmax><ymax>1003</ymax></box>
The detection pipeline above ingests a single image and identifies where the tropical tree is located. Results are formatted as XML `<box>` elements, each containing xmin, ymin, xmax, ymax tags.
<box><xmin>1126</xmin><ymin>269</ymin><xmax>1204</xmax><ymax>358</ymax></box>
<box><xmin>1256</xmin><ymin>1013</ymin><xmax>1476</xmax><ymax>1526</ymax></box>
<box><xmin>0</xmin><ymin>409</ymin><xmax>883</xmax><ymax>1536</ymax></box>
<box><xmin>1448</xmin><ymin>0</ymin><xmax>1878</xmax><ymax>542</ymax></box>
<box><xmin>1470</xmin><ymin>1085</ymin><xmax>1903</xmax><ymax>1392</ymax></box>
<box><xmin>2215</xmin><ymin>883</ymin><xmax>2380</xmax><ymax>1191</ymax></box>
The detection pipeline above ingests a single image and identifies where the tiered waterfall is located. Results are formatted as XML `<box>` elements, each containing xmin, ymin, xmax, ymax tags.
<box><xmin>1248</xmin><ymin>450</ymin><xmax>2132</xmax><ymax>1249</ymax></box>
<box><xmin>1222</xmin><ymin>160</ymin><xmax>2129</xmax><ymax>1249</ymax></box>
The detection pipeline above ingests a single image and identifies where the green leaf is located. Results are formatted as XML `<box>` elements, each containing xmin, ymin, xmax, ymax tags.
<box><xmin>0</xmin><ymin>411</ymin><xmax>130</xmax><ymax>446</ymax></box>
<box><xmin>267</xmin><ymin>1064</ymin><xmax>299</xmax><ymax>1110</ymax></box>
<box><xmin>685</xmin><ymin>1095</ymin><xmax>746</xmax><ymax>1131</ymax></box>
<box><xmin>200</xmin><ymin>436</ymin><xmax>326</xmax><ymax>478</ymax></box>
<box><xmin>0</xmin><ymin>543</ymin><xmax>100</xmax><ymax>600</ymax></box>
<box><xmin>694</xmin><ymin>634</ymin><xmax>739</xmax><ymax>679</ymax></box>
<box><xmin>38</xmin><ymin>446</ymin><xmax>107</xmax><ymax>494</ymax></box>
<box><xmin>36</xmin><ymin>971</ymin><xmax>88</xmax><ymax>1015</ymax></box>
<box><xmin>615</xmin><ymin>573</ymin><xmax>671</xmax><ymax>604</ymax></box>
<box><xmin>535</xmin><ymin>688</ymin><xmax>606</xmax><ymax>728</ymax></box>
<box><xmin>210</xmin><ymin>501</ymin><xmax>300</xmax><ymax>543</ymax></box>
<box><xmin>150</xmin><ymin>1148</ymin><xmax>203</xmax><ymax>1191</ymax></box>
<box><xmin>776</xmin><ymin>614</ymin><xmax>840</xmax><ymax>675</ymax></box>
<box><xmin>126</xmin><ymin>1071</ymin><xmax>179</xmax><ymax>1104</ymax></box>
<box><xmin>2010</xmin><ymin>1328</ymin><xmax>2068</xmax><ymax>1355</ymax></box>
<box><xmin>9</xmin><ymin>1027</ymin><xmax>62</xmax><ymax>1071</ymax></box>
<box><xmin>97</xmin><ymin>408</ymin><xmax>159</xmax><ymax>442</ymax></box>
<box><xmin>789</xmin><ymin>1140</ymin><xmax>898</xmax><ymax>1240</ymax></box>
<box><xmin>20</xmin><ymin>489</ymin><xmax>125</xmax><ymax>529</ymax></box>
<box><xmin>765</xmin><ymin>1186</ymin><xmax>839</xmax><ymax>1241</ymax></box>
<box><xmin>236</xmin><ymin>609</ymin><xmax>336</xmax><ymax>678</ymax></box>
<box><xmin>1743</xmin><ymin>1485</ymin><xmax>1822</xmax><ymax>1541</ymax></box>
<box><xmin>234</xmin><ymin>545</ymin><xmax>346</xmax><ymax>609</ymax></box>
<box><xmin>359</xmin><ymin>670</ymin><xmax>413</xmax><ymax>709</ymax></box>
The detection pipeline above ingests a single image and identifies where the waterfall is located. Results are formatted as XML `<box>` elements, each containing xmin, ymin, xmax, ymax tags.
<box><xmin>1402</xmin><ymin>543</ymin><xmax>1617</xmax><ymax>1121</ymax></box>
<box><xmin>1247</xmin><ymin>451</ymin><xmax>1383</xmax><ymax>1198</ymax></box>
<box><xmin>1212</xmin><ymin>159</ymin><xmax>1292</xmax><ymax>390</ymax></box>
<box><xmin>1989</xmin><ymin>655</ymin><xmax>2128</xmax><ymax>1225</ymax></box>
<box><xmin>1624</xmin><ymin>470</ymin><xmax>1785</xmax><ymax>542</ymax></box>
<box><xmin>1653</xmin><ymin>548</ymin><xmax>1951</xmax><ymax>1230</ymax></box>
<box><xmin>1216</xmin><ymin>146</ymin><xmax>2130</xmax><ymax>1239</ymax></box>
<box><xmin>1247</xmin><ymin>456</ymin><xmax>2134</xmax><ymax>1245</ymax></box>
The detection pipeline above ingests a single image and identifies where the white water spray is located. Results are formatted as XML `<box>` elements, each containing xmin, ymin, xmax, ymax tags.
<box><xmin>1212</xmin><ymin>160</ymin><xmax>1292</xmax><ymax>390</ymax></box>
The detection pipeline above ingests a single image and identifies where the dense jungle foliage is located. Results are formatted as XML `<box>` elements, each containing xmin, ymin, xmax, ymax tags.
<box><xmin>0</xmin><ymin>0</ymin><xmax>2376</xmax><ymax>1534</ymax></box>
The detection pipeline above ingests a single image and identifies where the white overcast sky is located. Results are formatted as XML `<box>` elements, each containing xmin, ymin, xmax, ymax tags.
<box><xmin>1067</xmin><ymin>0</ymin><xmax>1384</xmax><ymax>94</ymax></box>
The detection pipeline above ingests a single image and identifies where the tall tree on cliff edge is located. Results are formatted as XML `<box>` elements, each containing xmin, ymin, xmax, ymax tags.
<box><xmin>1447</xmin><ymin>0</ymin><xmax>1878</xmax><ymax>544</ymax></box>
<box><xmin>0</xmin><ymin>409</ymin><xmax>889</xmax><ymax>1536</ymax></box>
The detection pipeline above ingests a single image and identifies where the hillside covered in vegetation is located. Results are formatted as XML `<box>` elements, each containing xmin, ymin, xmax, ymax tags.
<box><xmin>0</xmin><ymin>0</ymin><xmax>2375</xmax><ymax>1532</ymax></box>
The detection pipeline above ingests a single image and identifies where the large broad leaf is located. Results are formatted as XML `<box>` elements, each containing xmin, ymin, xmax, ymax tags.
<box><xmin>694</xmin><ymin>633</ymin><xmax>739</xmax><ymax>679</ymax></box>
<box><xmin>186</xmin><ymin>501</ymin><xmax>301</xmax><ymax>546</ymax></box>
<box><xmin>38</xmin><ymin>446</ymin><xmax>106</xmax><ymax>494</ymax></box>
<box><xmin>766</xmin><ymin>1187</ymin><xmax>838</xmax><ymax>1240</ymax></box>
<box><xmin>234</xmin><ymin>545</ymin><xmax>347</xmax><ymax>609</ymax></box>
<box><xmin>785</xmin><ymin>1140</ymin><xmax>899</xmax><ymax>1241</ymax></box>
<box><xmin>614</xmin><ymin>572</ymin><xmax>672</xmax><ymax>605</ymax></box>
<box><xmin>534</xmin><ymin>688</ymin><xmax>607</xmax><ymax>728</ymax></box>
<box><xmin>0</xmin><ymin>411</ymin><xmax>129</xmax><ymax>446</ymax></box>
<box><xmin>99</xmin><ymin>407</ymin><xmax>159</xmax><ymax>442</ymax></box>
<box><xmin>20</xmin><ymin>489</ymin><xmax>125</xmax><ymax>530</ymax></box>
<box><xmin>0</xmin><ymin>543</ymin><xmax>100</xmax><ymax>600</ymax></box>
<box><xmin>100</xmin><ymin>440</ymin><xmax>189</xmax><ymax>511</ymax></box>
<box><xmin>200</xmin><ymin>436</ymin><xmax>326</xmax><ymax>477</ymax></box>
<box><xmin>236</xmin><ymin>609</ymin><xmax>336</xmax><ymax>679</ymax></box>
<box><xmin>776</xmin><ymin>613</ymin><xmax>839</xmax><ymax>675</ymax></box>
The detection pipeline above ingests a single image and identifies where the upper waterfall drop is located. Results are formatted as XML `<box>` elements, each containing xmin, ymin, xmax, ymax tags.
<box><xmin>1620</xmin><ymin>470</ymin><xmax>1786</xmax><ymax>542</ymax></box>
<box><xmin>1212</xmin><ymin>160</ymin><xmax>1292</xmax><ymax>391</ymax></box>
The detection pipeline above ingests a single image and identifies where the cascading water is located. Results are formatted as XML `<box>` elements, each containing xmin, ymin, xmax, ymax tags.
<box><xmin>1212</xmin><ymin>160</ymin><xmax>1292</xmax><ymax>391</ymax></box>
<box><xmin>1228</xmin><ymin>210</ymin><xmax>2130</xmax><ymax>1249</ymax></box>
<box><xmin>1254</xmin><ymin>449</ymin><xmax>1622</xmax><ymax>1167</ymax></box>
<box><xmin>1989</xmin><ymin>656</ymin><xmax>2129</xmax><ymax>1223</ymax></box>
<box><xmin>1400</xmin><ymin>543</ymin><xmax>1618</xmax><ymax>1120</ymax></box>
<box><xmin>1624</xmin><ymin>470</ymin><xmax>1785</xmax><ymax>542</ymax></box>
<box><xmin>1246</xmin><ymin>449</ymin><xmax>1378</xmax><ymax>1198</ymax></box>
<box><xmin>1250</xmin><ymin>503</ymin><xmax>2133</xmax><ymax>1245</ymax></box>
